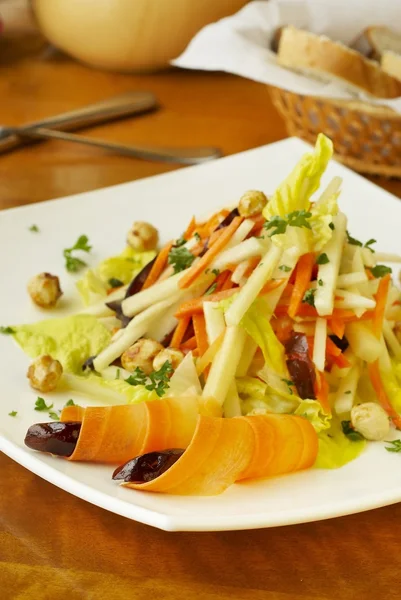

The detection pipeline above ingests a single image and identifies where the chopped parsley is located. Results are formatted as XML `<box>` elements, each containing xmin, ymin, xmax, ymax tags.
<box><xmin>318</xmin><ymin>279</ymin><xmax>324</xmax><ymax>286</ymax></box>
<box><xmin>108</xmin><ymin>278</ymin><xmax>124</xmax><ymax>289</ymax></box>
<box><xmin>281</xmin><ymin>378</ymin><xmax>294</xmax><ymax>395</ymax></box>
<box><xmin>329</xmin><ymin>222</ymin><xmax>335</xmax><ymax>230</ymax></box>
<box><xmin>168</xmin><ymin>246</ymin><xmax>195</xmax><ymax>274</ymax></box>
<box><xmin>385</xmin><ymin>440</ymin><xmax>401</xmax><ymax>453</ymax></box>
<box><xmin>211</xmin><ymin>268</ymin><xmax>220</xmax><ymax>276</ymax></box>
<box><xmin>264</xmin><ymin>210</ymin><xmax>312</xmax><ymax>237</ymax></box>
<box><xmin>346</xmin><ymin>231</ymin><xmax>377</xmax><ymax>253</ymax></box>
<box><xmin>344</xmin><ymin>390</ymin><xmax>351</xmax><ymax>395</ymax></box>
<box><xmin>302</xmin><ymin>288</ymin><xmax>316</xmax><ymax>307</ymax></box>
<box><xmin>64</xmin><ymin>399</ymin><xmax>76</xmax><ymax>407</ymax></box>
<box><xmin>34</xmin><ymin>397</ymin><xmax>53</xmax><ymax>412</ymax></box>
<box><xmin>205</xmin><ymin>283</ymin><xmax>218</xmax><ymax>295</ymax></box>
<box><xmin>279</xmin><ymin>265</ymin><xmax>291</xmax><ymax>272</ymax></box>
<box><xmin>115</xmin><ymin>369</ymin><xmax>121</xmax><ymax>380</ymax></box>
<box><xmin>0</xmin><ymin>326</ymin><xmax>15</xmax><ymax>335</ymax></box>
<box><xmin>341</xmin><ymin>420</ymin><xmax>364</xmax><ymax>442</ymax></box>
<box><xmin>125</xmin><ymin>361</ymin><xmax>173</xmax><ymax>397</ymax></box>
<box><xmin>175</xmin><ymin>236</ymin><xmax>186</xmax><ymax>247</ymax></box>
<box><xmin>29</xmin><ymin>224</ymin><xmax>39</xmax><ymax>233</ymax></box>
<box><xmin>316</xmin><ymin>253</ymin><xmax>329</xmax><ymax>265</ymax></box>
<box><xmin>63</xmin><ymin>235</ymin><xmax>92</xmax><ymax>272</ymax></box>
<box><xmin>369</xmin><ymin>265</ymin><xmax>392</xmax><ymax>278</ymax></box>
<box><xmin>49</xmin><ymin>411</ymin><xmax>60</xmax><ymax>421</ymax></box>
<box><xmin>8</xmin><ymin>411</ymin><xmax>17</xmax><ymax>417</ymax></box>
<box><xmin>194</xmin><ymin>232</ymin><xmax>201</xmax><ymax>242</ymax></box>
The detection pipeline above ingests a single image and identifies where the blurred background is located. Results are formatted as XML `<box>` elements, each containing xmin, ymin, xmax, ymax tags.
<box><xmin>1</xmin><ymin>0</ymin><xmax>400</xmax><ymax>209</ymax></box>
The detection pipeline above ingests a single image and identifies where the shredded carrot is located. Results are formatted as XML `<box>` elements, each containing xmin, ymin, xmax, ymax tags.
<box><xmin>331</xmin><ymin>353</ymin><xmax>351</xmax><ymax>369</ymax></box>
<box><xmin>328</xmin><ymin>317</ymin><xmax>345</xmax><ymax>339</ymax></box>
<box><xmin>183</xmin><ymin>216</ymin><xmax>197</xmax><ymax>241</ymax></box>
<box><xmin>193</xmin><ymin>314</ymin><xmax>208</xmax><ymax>357</ymax></box>
<box><xmin>196</xmin><ymin>331</ymin><xmax>225</xmax><ymax>376</ymax></box>
<box><xmin>175</xmin><ymin>288</ymin><xmax>238</xmax><ymax>319</ymax></box>
<box><xmin>315</xmin><ymin>371</ymin><xmax>331</xmax><ymax>414</ymax></box>
<box><xmin>368</xmin><ymin>360</ymin><xmax>401</xmax><ymax>429</ymax></box>
<box><xmin>372</xmin><ymin>273</ymin><xmax>391</xmax><ymax>338</ymax></box>
<box><xmin>195</xmin><ymin>209</ymin><xmax>230</xmax><ymax>239</ymax></box>
<box><xmin>208</xmin><ymin>228</ymin><xmax>225</xmax><ymax>247</ymax></box>
<box><xmin>244</xmin><ymin>257</ymin><xmax>261</xmax><ymax>277</ymax></box>
<box><xmin>366</xmin><ymin>268</ymin><xmax>376</xmax><ymax>281</ymax></box>
<box><xmin>170</xmin><ymin>316</ymin><xmax>190</xmax><ymax>349</ymax></box>
<box><xmin>250</xmin><ymin>214</ymin><xmax>265</xmax><ymax>233</ymax></box>
<box><xmin>326</xmin><ymin>337</ymin><xmax>342</xmax><ymax>357</ymax></box>
<box><xmin>273</xmin><ymin>316</ymin><xmax>293</xmax><ymax>343</ymax></box>
<box><xmin>214</xmin><ymin>270</ymin><xmax>231</xmax><ymax>291</ymax></box>
<box><xmin>142</xmin><ymin>241</ymin><xmax>174</xmax><ymax>290</ymax></box>
<box><xmin>261</xmin><ymin>279</ymin><xmax>286</xmax><ymax>295</ymax></box>
<box><xmin>221</xmin><ymin>273</ymin><xmax>235</xmax><ymax>291</ymax></box>
<box><xmin>179</xmin><ymin>216</ymin><xmax>243</xmax><ymax>289</ymax></box>
<box><xmin>288</xmin><ymin>253</ymin><xmax>315</xmax><ymax>319</ymax></box>
<box><xmin>180</xmin><ymin>336</ymin><xmax>197</xmax><ymax>351</ymax></box>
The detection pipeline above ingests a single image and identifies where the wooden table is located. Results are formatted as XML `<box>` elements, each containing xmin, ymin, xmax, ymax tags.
<box><xmin>2</xmin><ymin>20</ymin><xmax>401</xmax><ymax>600</ymax></box>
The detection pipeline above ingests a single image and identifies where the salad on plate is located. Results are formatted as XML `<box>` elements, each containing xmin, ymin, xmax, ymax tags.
<box><xmin>5</xmin><ymin>133</ymin><xmax>401</xmax><ymax>496</ymax></box>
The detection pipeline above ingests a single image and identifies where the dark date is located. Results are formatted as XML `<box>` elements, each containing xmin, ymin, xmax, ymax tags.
<box><xmin>24</xmin><ymin>421</ymin><xmax>81</xmax><ymax>457</ymax></box>
<box><xmin>285</xmin><ymin>332</ymin><xmax>316</xmax><ymax>400</ymax></box>
<box><xmin>112</xmin><ymin>448</ymin><xmax>184</xmax><ymax>483</ymax></box>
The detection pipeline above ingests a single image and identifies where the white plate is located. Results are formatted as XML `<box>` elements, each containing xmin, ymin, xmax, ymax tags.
<box><xmin>1</xmin><ymin>137</ymin><xmax>401</xmax><ymax>532</ymax></box>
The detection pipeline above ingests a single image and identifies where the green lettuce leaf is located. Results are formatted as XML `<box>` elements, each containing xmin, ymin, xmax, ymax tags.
<box><xmin>237</xmin><ymin>376</ymin><xmax>299</xmax><ymax>415</ymax></box>
<box><xmin>263</xmin><ymin>134</ymin><xmax>333</xmax><ymax>220</ymax></box>
<box><xmin>77</xmin><ymin>247</ymin><xmax>155</xmax><ymax>306</ymax></box>
<box><xmin>294</xmin><ymin>399</ymin><xmax>331</xmax><ymax>433</ymax></box>
<box><xmin>13</xmin><ymin>315</ymin><xmax>111</xmax><ymax>374</ymax></box>
<box><xmin>315</xmin><ymin>418</ymin><xmax>366</xmax><ymax>469</ymax></box>
<box><xmin>241</xmin><ymin>297</ymin><xmax>286</xmax><ymax>374</ymax></box>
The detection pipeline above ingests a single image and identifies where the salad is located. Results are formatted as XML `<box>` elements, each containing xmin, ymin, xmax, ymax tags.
<box><xmin>6</xmin><ymin>133</ymin><xmax>401</xmax><ymax>496</ymax></box>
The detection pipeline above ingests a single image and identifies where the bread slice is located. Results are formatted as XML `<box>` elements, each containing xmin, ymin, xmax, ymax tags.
<box><xmin>352</xmin><ymin>26</ymin><xmax>401</xmax><ymax>60</ymax></box>
<box><xmin>277</xmin><ymin>26</ymin><xmax>401</xmax><ymax>99</ymax></box>
<box><xmin>381</xmin><ymin>51</ymin><xmax>401</xmax><ymax>81</ymax></box>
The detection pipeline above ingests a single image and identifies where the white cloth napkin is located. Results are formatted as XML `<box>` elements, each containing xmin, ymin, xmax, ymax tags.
<box><xmin>172</xmin><ymin>0</ymin><xmax>401</xmax><ymax>112</ymax></box>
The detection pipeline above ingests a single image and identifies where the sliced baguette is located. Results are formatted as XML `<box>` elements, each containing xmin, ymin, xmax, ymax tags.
<box><xmin>277</xmin><ymin>26</ymin><xmax>401</xmax><ymax>99</ymax></box>
<box><xmin>352</xmin><ymin>26</ymin><xmax>401</xmax><ymax>60</ymax></box>
<box><xmin>381</xmin><ymin>51</ymin><xmax>401</xmax><ymax>81</ymax></box>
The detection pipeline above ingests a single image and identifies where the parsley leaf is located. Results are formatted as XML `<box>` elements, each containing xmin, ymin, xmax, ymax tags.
<box><xmin>35</xmin><ymin>397</ymin><xmax>53</xmax><ymax>411</ymax></box>
<box><xmin>341</xmin><ymin>420</ymin><xmax>364</xmax><ymax>442</ymax></box>
<box><xmin>329</xmin><ymin>222</ymin><xmax>335</xmax><ymax>231</ymax></box>
<box><xmin>264</xmin><ymin>210</ymin><xmax>312</xmax><ymax>237</ymax></box>
<box><xmin>125</xmin><ymin>367</ymin><xmax>148</xmax><ymax>387</ymax></box>
<box><xmin>194</xmin><ymin>232</ymin><xmax>201</xmax><ymax>242</ymax></box>
<box><xmin>63</xmin><ymin>235</ymin><xmax>92</xmax><ymax>272</ymax></box>
<box><xmin>385</xmin><ymin>440</ymin><xmax>401</xmax><ymax>453</ymax></box>
<box><xmin>64</xmin><ymin>399</ymin><xmax>76</xmax><ymax>407</ymax></box>
<box><xmin>281</xmin><ymin>378</ymin><xmax>294</xmax><ymax>395</ymax></box>
<box><xmin>211</xmin><ymin>268</ymin><xmax>220</xmax><ymax>276</ymax></box>
<box><xmin>168</xmin><ymin>246</ymin><xmax>195</xmax><ymax>274</ymax></box>
<box><xmin>302</xmin><ymin>288</ymin><xmax>316</xmax><ymax>307</ymax></box>
<box><xmin>316</xmin><ymin>253</ymin><xmax>329</xmax><ymax>265</ymax></box>
<box><xmin>205</xmin><ymin>283</ymin><xmax>218</xmax><ymax>295</ymax></box>
<box><xmin>125</xmin><ymin>361</ymin><xmax>173</xmax><ymax>398</ymax></box>
<box><xmin>318</xmin><ymin>279</ymin><xmax>324</xmax><ymax>286</ymax></box>
<box><xmin>8</xmin><ymin>411</ymin><xmax>17</xmax><ymax>417</ymax></box>
<box><xmin>364</xmin><ymin>238</ymin><xmax>377</xmax><ymax>253</ymax></box>
<box><xmin>0</xmin><ymin>326</ymin><xmax>15</xmax><ymax>335</ymax></box>
<box><xmin>369</xmin><ymin>265</ymin><xmax>392</xmax><ymax>278</ymax></box>
<box><xmin>279</xmin><ymin>265</ymin><xmax>291</xmax><ymax>272</ymax></box>
<box><xmin>29</xmin><ymin>224</ymin><xmax>39</xmax><ymax>232</ymax></box>
<box><xmin>346</xmin><ymin>231</ymin><xmax>362</xmax><ymax>247</ymax></box>
<box><xmin>108</xmin><ymin>278</ymin><xmax>124</xmax><ymax>289</ymax></box>
<box><xmin>175</xmin><ymin>237</ymin><xmax>186</xmax><ymax>247</ymax></box>
<box><xmin>49</xmin><ymin>411</ymin><xmax>60</xmax><ymax>421</ymax></box>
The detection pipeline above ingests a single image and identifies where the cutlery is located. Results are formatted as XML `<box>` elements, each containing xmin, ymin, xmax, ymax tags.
<box><xmin>0</xmin><ymin>91</ymin><xmax>158</xmax><ymax>155</ymax></box>
<box><xmin>4</xmin><ymin>125</ymin><xmax>222</xmax><ymax>165</ymax></box>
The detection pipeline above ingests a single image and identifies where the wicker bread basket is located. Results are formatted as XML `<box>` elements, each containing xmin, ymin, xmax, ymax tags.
<box><xmin>269</xmin><ymin>86</ymin><xmax>401</xmax><ymax>178</ymax></box>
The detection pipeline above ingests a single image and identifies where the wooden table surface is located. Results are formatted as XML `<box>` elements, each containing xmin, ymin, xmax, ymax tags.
<box><xmin>2</xmin><ymin>15</ymin><xmax>401</xmax><ymax>600</ymax></box>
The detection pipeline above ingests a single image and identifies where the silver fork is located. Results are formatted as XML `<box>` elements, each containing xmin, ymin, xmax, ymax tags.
<box><xmin>3</xmin><ymin>125</ymin><xmax>222</xmax><ymax>165</ymax></box>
